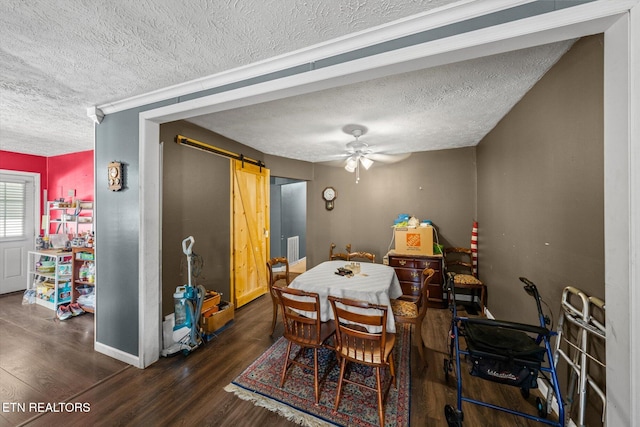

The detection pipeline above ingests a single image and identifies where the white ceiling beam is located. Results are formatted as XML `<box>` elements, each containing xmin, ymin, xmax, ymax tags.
<box><xmin>96</xmin><ymin>0</ymin><xmax>541</xmax><ymax>115</ymax></box>
<box><xmin>139</xmin><ymin>0</ymin><xmax>632</xmax><ymax>128</ymax></box>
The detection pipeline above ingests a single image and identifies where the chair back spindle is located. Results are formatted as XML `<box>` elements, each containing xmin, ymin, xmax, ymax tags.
<box><xmin>330</xmin><ymin>243</ymin><xmax>349</xmax><ymax>261</ymax></box>
<box><xmin>266</xmin><ymin>257</ymin><xmax>291</xmax><ymax>335</ymax></box>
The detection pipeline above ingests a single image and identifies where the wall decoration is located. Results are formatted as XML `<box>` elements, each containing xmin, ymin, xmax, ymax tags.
<box><xmin>108</xmin><ymin>161</ymin><xmax>123</xmax><ymax>191</ymax></box>
<box><xmin>322</xmin><ymin>186</ymin><xmax>336</xmax><ymax>210</ymax></box>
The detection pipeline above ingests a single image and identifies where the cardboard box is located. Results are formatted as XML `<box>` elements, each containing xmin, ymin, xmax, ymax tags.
<box><xmin>202</xmin><ymin>305</ymin><xmax>219</xmax><ymax>316</ymax></box>
<box><xmin>201</xmin><ymin>302</ymin><xmax>234</xmax><ymax>334</ymax></box>
<box><xmin>394</xmin><ymin>226</ymin><xmax>434</xmax><ymax>255</ymax></box>
<box><xmin>201</xmin><ymin>291</ymin><xmax>221</xmax><ymax>313</ymax></box>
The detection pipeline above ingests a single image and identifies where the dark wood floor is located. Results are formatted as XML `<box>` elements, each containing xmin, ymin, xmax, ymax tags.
<box><xmin>0</xmin><ymin>291</ymin><xmax>556</xmax><ymax>427</ymax></box>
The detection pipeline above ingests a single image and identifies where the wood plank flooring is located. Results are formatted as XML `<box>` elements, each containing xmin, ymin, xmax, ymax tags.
<box><xmin>0</xmin><ymin>290</ymin><xmax>557</xmax><ymax>426</ymax></box>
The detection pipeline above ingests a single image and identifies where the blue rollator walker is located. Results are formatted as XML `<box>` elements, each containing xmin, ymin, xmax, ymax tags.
<box><xmin>444</xmin><ymin>274</ymin><xmax>564</xmax><ymax>427</ymax></box>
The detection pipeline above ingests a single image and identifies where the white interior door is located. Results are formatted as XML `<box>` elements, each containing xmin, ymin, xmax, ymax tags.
<box><xmin>0</xmin><ymin>171</ymin><xmax>37</xmax><ymax>294</ymax></box>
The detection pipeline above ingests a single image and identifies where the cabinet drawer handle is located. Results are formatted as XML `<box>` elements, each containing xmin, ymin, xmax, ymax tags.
<box><xmin>398</xmin><ymin>260</ymin><xmax>407</xmax><ymax>266</ymax></box>
<box><xmin>411</xmin><ymin>271</ymin><xmax>420</xmax><ymax>279</ymax></box>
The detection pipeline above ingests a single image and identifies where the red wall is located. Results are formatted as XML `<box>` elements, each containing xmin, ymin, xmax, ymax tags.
<box><xmin>0</xmin><ymin>150</ymin><xmax>48</xmax><ymax>219</ymax></box>
<box><xmin>47</xmin><ymin>150</ymin><xmax>94</xmax><ymax>202</ymax></box>
<box><xmin>0</xmin><ymin>150</ymin><xmax>48</xmax><ymax>175</ymax></box>
<box><xmin>1</xmin><ymin>149</ymin><xmax>94</xmax><ymax>233</ymax></box>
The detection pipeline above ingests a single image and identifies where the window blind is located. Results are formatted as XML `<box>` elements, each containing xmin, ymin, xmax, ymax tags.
<box><xmin>0</xmin><ymin>181</ymin><xmax>26</xmax><ymax>238</ymax></box>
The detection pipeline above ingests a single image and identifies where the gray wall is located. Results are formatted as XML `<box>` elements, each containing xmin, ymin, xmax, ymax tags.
<box><xmin>265</xmin><ymin>154</ymin><xmax>314</xmax><ymax>181</ymax></box>
<box><xmin>478</xmin><ymin>35</ymin><xmax>604</xmax><ymax>319</ymax></box>
<box><xmin>306</xmin><ymin>148</ymin><xmax>477</xmax><ymax>267</ymax></box>
<box><xmin>159</xmin><ymin>120</ymin><xmax>266</xmax><ymax>316</ymax></box>
<box><xmin>477</xmin><ymin>35</ymin><xmax>604</xmax><ymax>422</ymax></box>
<box><xmin>269</xmin><ymin>179</ymin><xmax>283</xmax><ymax>258</ymax></box>
<box><xmin>95</xmin><ymin>100</ymin><xmax>174</xmax><ymax>356</ymax></box>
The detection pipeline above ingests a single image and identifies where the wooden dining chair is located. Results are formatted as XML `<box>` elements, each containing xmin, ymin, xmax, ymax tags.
<box><xmin>391</xmin><ymin>268</ymin><xmax>435</xmax><ymax>364</ymax></box>
<box><xmin>266</xmin><ymin>257</ymin><xmax>299</xmax><ymax>336</ymax></box>
<box><xmin>328</xmin><ymin>295</ymin><xmax>396</xmax><ymax>427</ymax></box>
<box><xmin>347</xmin><ymin>250</ymin><xmax>376</xmax><ymax>263</ymax></box>
<box><xmin>274</xmin><ymin>287</ymin><xmax>336</xmax><ymax>404</ymax></box>
<box><xmin>444</xmin><ymin>247</ymin><xmax>486</xmax><ymax>314</ymax></box>
<box><xmin>329</xmin><ymin>243</ymin><xmax>349</xmax><ymax>261</ymax></box>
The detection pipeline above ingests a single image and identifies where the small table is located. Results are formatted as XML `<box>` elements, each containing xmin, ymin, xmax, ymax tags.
<box><xmin>289</xmin><ymin>260</ymin><xmax>403</xmax><ymax>332</ymax></box>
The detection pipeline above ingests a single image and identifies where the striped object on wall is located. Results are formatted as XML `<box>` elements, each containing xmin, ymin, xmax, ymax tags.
<box><xmin>471</xmin><ymin>221</ymin><xmax>478</xmax><ymax>277</ymax></box>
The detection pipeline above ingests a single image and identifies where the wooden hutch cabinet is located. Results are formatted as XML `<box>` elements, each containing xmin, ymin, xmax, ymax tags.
<box><xmin>387</xmin><ymin>251</ymin><xmax>445</xmax><ymax>308</ymax></box>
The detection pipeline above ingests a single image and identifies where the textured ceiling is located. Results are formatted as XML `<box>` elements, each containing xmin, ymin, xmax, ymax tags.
<box><xmin>0</xmin><ymin>0</ymin><xmax>573</xmax><ymax>160</ymax></box>
<box><xmin>188</xmin><ymin>41</ymin><xmax>573</xmax><ymax>163</ymax></box>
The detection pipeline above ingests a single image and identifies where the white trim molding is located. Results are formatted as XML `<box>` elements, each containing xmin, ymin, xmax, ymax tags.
<box><xmin>138</xmin><ymin>117</ymin><xmax>162</xmax><ymax>368</ymax></box>
<box><xmin>95</xmin><ymin>341</ymin><xmax>140</xmax><ymax>368</ymax></box>
<box><xmin>604</xmin><ymin>4</ymin><xmax>640</xmax><ymax>426</ymax></box>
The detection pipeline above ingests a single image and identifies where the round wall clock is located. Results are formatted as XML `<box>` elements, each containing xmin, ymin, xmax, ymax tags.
<box><xmin>322</xmin><ymin>186</ymin><xmax>337</xmax><ymax>210</ymax></box>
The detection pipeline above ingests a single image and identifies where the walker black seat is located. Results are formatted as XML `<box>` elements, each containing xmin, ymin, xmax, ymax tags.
<box><xmin>464</xmin><ymin>322</ymin><xmax>546</xmax><ymax>389</ymax></box>
<box><xmin>464</xmin><ymin>322</ymin><xmax>546</xmax><ymax>361</ymax></box>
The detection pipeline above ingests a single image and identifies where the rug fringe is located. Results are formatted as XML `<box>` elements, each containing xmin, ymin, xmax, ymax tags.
<box><xmin>224</xmin><ymin>383</ymin><xmax>333</xmax><ymax>427</ymax></box>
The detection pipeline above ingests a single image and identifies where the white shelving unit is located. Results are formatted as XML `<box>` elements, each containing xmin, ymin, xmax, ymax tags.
<box><xmin>27</xmin><ymin>250</ymin><xmax>73</xmax><ymax>310</ymax></box>
<box><xmin>45</xmin><ymin>200</ymin><xmax>93</xmax><ymax>237</ymax></box>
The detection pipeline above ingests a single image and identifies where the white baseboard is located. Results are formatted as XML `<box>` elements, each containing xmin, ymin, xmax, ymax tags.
<box><xmin>291</xmin><ymin>257</ymin><xmax>305</xmax><ymax>266</ymax></box>
<box><xmin>95</xmin><ymin>341</ymin><xmax>141</xmax><ymax>368</ymax></box>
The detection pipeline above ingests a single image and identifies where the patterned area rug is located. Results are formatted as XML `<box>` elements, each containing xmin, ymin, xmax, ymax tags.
<box><xmin>225</xmin><ymin>325</ymin><xmax>410</xmax><ymax>427</ymax></box>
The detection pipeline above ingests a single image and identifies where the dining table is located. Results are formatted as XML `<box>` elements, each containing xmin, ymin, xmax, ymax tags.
<box><xmin>288</xmin><ymin>260</ymin><xmax>403</xmax><ymax>332</ymax></box>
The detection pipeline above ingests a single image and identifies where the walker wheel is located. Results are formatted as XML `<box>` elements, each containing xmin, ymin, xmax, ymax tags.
<box><xmin>444</xmin><ymin>404</ymin><xmax>463</xmax><ymax>427</ymax></box>
<box><xmin>536</xmin><ymin>397</ymin><xmax>548</xmax><ymax>418</ymax></box>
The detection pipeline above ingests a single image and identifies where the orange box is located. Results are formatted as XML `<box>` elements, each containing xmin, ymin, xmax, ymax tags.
<box><xmin>394</xmin><ymin>226</ymin><xmax>434</xmax><ymax>255</ymax></box>
<box><xmin>202</xmin><ymin>305</ymin><xmax>220</xmax><ymax>317</ymax></box>
<box><xmin>201</xmin><ymin>291</ymin><xmax>221</xmax><ymax>313</ymax></box>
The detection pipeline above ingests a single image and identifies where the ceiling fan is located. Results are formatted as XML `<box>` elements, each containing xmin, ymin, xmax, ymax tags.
<box><xmin>334</xmin><ymin>124</ymin><xmax>411</xmax><ymax>183</ymax></box>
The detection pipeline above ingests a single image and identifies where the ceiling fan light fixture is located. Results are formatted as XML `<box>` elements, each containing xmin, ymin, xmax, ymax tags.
<box><xmin>360</xmin><ymin>156</ymin><xmax>374</xmax><ymax>170</ymax></box>
<box><xmin>345</xmin><ymin>156</ymin><xmax>357</xmax><ymax>172</ymax></box>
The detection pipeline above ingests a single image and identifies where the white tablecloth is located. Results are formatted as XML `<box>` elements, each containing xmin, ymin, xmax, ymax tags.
<box><xmin>289</xmin><ymin>260</ymin><xmax>403</xmax><ymax>332</ymax></box>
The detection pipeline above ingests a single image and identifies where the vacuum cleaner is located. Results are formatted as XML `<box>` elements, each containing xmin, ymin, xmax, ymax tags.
<box><xmin>161</xmin><ymin>236</ymin><xmax>206</xmax><ymax>357</ymax></box>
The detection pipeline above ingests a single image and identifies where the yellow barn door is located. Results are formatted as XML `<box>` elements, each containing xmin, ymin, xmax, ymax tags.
<box><xmin>231</xmin><ymin>160</ymin><xmax>270</xmax><ymax>308</ymax></box>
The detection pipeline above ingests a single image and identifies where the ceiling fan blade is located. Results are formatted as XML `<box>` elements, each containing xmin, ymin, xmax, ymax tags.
<box><xmin>366</xmin><ymin>152</ymin><xmax>411</xmax><ymax>164</ymax></box>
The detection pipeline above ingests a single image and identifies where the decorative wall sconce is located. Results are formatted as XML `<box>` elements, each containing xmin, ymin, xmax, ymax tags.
<box><xmin>108</xmin><ymin>161</ymin><xmax>123</xmax><ymax>191</ymax></box>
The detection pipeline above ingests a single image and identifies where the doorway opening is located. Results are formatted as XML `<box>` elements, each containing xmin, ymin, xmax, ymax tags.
<box><xmin>270</xmin><ymin>177</ymin><xmax>306</xmax><ymax>272</ymax></box>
